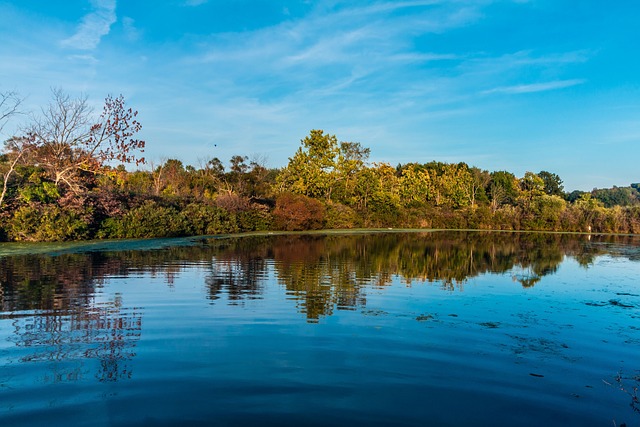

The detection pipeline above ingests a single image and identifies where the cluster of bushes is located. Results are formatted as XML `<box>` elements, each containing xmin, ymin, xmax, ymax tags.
<box><xmin>3</xmin><ymin>186</ymin><xmax>640</xmax><ymax>243</ymax></box>
<box><xmin>0</xmin><ymin>192</ymin><xmax>274</xmax><ymax>242</ymax></box>
<box><xmin>2</xmin><ymin>128</ymin><xmax>639</xmax><ymax>242</ymax></box>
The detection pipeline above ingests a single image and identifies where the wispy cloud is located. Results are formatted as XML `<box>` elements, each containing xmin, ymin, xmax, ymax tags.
<box><xmin>122</xmin><ymin>16</ymin><xmax>140</xmax><ymax>42</ymax></box>
<box><xmin>482</xmin><ymin>79</ymin><xmax>587</xmax><ymax>95</ymax></box>
<box><xmin>61</xmin><ymin>0</ymin><xmax>117</xmax><ymax>50</ymax></box>
<box><xmin>195</xmin><ymin>0</ymin><xmax>479</xmax><ymax>85</ymax></box>
<box><xmin>6</xmin><ymin>0</ymin><xmax>630</xmax><ymax>190</ymax></box>
<box><xmin>176</xmin><ymin>0</ymin><xmax>590</xmax><ymax>164</ymax></box>
<box><xmin>183</xmin><ymin>0</ymin><xmax>208</xmax><ymax>6</ymax></box>
<box><xmin>388</xmin><ymin>52</ymin><xmax>460</xmax><ymax>62</ymax></box>
<box><xmin>67</xmin><ymin>54</ymin><xmax>99</xmax><ymax>64</ymax></box>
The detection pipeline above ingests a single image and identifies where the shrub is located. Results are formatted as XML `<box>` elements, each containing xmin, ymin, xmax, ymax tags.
<box><xmin>237</xmin><ymin>205</ymin><xmax>273</xmax><ymax>232</ymax></box>
<box><xmin>364</xmin><ymin>193</ymin><xmax>401</xmax><ymax>227</ymax></box>
<box><xmin>274</xmin><ymin>193</ymin><xmax>325</xmax><ymax>231</ymax></box>
<box><xmin>8</xmin><ymin>204</ymin><xmax>90</xmax><ymax>241</ymax></box>
<box><xmin>180</xmin><ymin>203</ymin><xmax>239</xmax><ymax>235</ymax></box>
<box><xmin>323</xmin><ymin>202</ymin><xmax>361</xmax><ymax>229</ymax></box>
<box><xmin>464</xmin><ymin>205</ymin><xmax>493</xmax><ymax>230</ymax></box>
<box><xmin>98</xmin><ymin>200</ymin><xmax>188</xmax><ymax>239</ymax></box>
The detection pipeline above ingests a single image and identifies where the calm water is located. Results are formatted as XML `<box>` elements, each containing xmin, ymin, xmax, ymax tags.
<box><xmin>1</xmin><ymin>231</ymin><xmax>639</xmax><ymax>427</ymax></box>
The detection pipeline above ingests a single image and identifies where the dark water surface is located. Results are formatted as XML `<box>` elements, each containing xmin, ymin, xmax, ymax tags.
<box><xmin>1</xmin><ymin>231</ymin><xmax>639</xmax><ymax>426</ymax></box>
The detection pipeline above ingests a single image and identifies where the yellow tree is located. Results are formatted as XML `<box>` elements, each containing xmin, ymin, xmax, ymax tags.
<box><xmin>334</xmin><ymin>141</ymin><xmax>370</xmax><ymax>205</ymax></box>
<box><xmin>399</xmin><ymin>163</ymin><xmax>433</xmax><ymax>207</ymax></box>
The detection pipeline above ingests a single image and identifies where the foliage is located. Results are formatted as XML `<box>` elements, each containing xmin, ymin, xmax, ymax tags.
<box><xmin>521</xmin><ymin>195</ymin><xmax>566</xmax><ymax>231</ymax></box>
<box><xmin>399</xmin><ymin>163</ymin><xmax>433</xmax><ymax>207</ymax></box>
<box><xmin>489</xmin><ymin>171</ymin><xmax>519</xmax><ymax>209</ymax></box>
<box><xmin>277</xmin><ymin>130</ymin><xmax>338</xmax><ymax>199</ymax></box>
<box><xmin>592</xmin><ymin>186</ymin><xmax>640</xmax><ymax>208</ymax></box>
<box><xmin>179</xmin><ymin>202</ymin><xmax>238</xmax><ymax>236</ymax></box>
<box><xmin>323</xmin><ymin>201</ymin><xmax>362</xmax><ymax>229</ymax></box>
<box><xmin>2</xmin><ymin>113</ymin><xmax>640</xmax><ymax>241</ymax></box>
<box><xmin>18</xmin><ymin>171</ymin><xmax>60</xmax><ymax>203</ymax></box>
<box><xmin>273</xmin><ymin>193</ymin><xmax>325</xmax><ymax>231</ymax></box>
<box><xmin>98</xmin><ymin>200</ymin><xmax>187</xmax><ymax>239</ymax></box>
<box><xmin>538</xmin><ymin>170</ymin><xmax>564</xmax><ymax>197</ymax></box>
<box><xmin>566</xmin><ymin>190</ymin><xmax>587</xmax><ymax>203</ymax></box>
<box><xmin>237</xmin><ymin>205</ymin><xmax>273</xmax><ymax>232</ymax></box>
<box><xmin>21</xmin><ymin>89</ymin><xmax>145</xmax><ymax>193</ymax></box>
<box><xmin>277</xmin><ymin>130</ymin><xmax>370</xmax><ymax>204</ymax></box>
<box><xmin>8</xmin><ymin>203</ymin><xmax>90</xmax><ymax>241</ymax></box>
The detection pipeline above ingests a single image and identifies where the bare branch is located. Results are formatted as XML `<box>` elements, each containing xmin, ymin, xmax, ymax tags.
<box><xmin>0</xmin><ymin>136</ymin><xmax>32</xmax><ymax>208</ymax></box>
<box><xmin>0</xmin><ymin>91</ymin><xmax>23</xmax><ymax>135</ymax></box>
<box><xmin>24</xmin><ymin>89</ymin><xmax>145</xmax><ymax>193</ymax></box>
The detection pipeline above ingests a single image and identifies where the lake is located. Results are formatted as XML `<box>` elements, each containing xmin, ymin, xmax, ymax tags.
<box><xmin>1</xmin><ymin>231</ymin><xmax>639</xmax><ymax>426</ymax></box>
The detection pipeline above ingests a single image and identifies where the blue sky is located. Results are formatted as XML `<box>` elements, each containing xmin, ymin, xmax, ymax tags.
<box><xmin>0</xmin><ymin>0</ymin><xmax>639</xmax><ymax>191</ymax></box>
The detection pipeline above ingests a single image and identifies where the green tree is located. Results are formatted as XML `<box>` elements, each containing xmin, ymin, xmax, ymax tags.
<box><xmin>488</xmin><ymin>171</ymin><xmax>519</xmax><ymax>210</ymax></box>
<box><xmin>538</xmin><ymin>170</ymin><xmax>564</xmax><ymax>197</ymax></box>
<box><xmin>427</xmin><ymin>162</ymin><xmax>472</xmax><ymax>208</ymax></box>
<box><xmin>573</xmin><ymin>194</ymin><xmax>606</xmax><ymax>232</ymax></box>
<box><xmin>518</xmin><ymin>172</ymin><xmax>544</xmax><ymax>206</ymax></box>
<box><xmin>224</xmin><ymin>155</ymin><xmax>273</xmax><ymax>200</ymax></box>
<box><xmin>525</xmin><ymin>195</ymin><xmax>566</xmax><ymax>230</ymax></box>
<box><xmin>566</xmin><ymin>189</ymin><xmax>587</xmax><ymax>203</ymax></box>
<box><xmin>592</xmin><ymin>186</ymin><xmax>639</xmax><ymax>208</ymax></box>
<box><xmin>364</xmin><ymin>163</ymin><xmax>401</xmax><ymax>224</ymax></box>
<box><xmin>276</xmin><ymin>130</ymin><xmax>339</xmax><ymax>199</ymax></box>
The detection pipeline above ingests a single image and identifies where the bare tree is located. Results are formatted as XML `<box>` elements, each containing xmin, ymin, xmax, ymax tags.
<box><xmin>26</xmin><ymin>88</ymin><xmax>145</xmax><ymax>193</ymax></box>
<box><xmin>0</xmin><ymin>91</ymin><xmax>25</xmax><ymax>207</ymax></box>
<box><xmin>468</xmin><ymin>166</ymin><xmax>490</xmax><ymax>207</ymax></box>
<box><xmin>149</xmin><ymin>159</ymin><xmax>166</xmax><ymax>196</ymax></box>
<box><xmin>1</xmin><ymin>91</ymin><xmax>22</xmax><ymax>133</ymax></box>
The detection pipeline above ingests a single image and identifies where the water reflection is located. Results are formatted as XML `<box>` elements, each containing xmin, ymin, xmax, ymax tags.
<box><xmin>7</xmin><ymin>295</ymin><xmax>142</xmax><ymax>383</ymax></box>
<box><xmin>199</xmin><ymin>232</ymin><xmax>637</xmax><ymax>320</ymax></box>
<box><xmin>206</xmin><ymin>256</ymin><xmax>268</xmax><ymax>304</ymax></box>
<box><xmin>1</xmin><ymin>231</ymin><xmax>639</xmax><ymax>426</ymax></box>
<box><xmin>1</xmin><ymin>232</ymin><xmax>639</xmax><ymax>323</ymax></box>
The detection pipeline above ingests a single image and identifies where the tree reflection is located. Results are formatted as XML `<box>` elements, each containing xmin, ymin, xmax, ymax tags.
<box><xmin>205</xmin><ymin>256</ymin><xmax>267</xmax><ymax>303</ymax></box>
<box><xmin>198</xmin><ymin>232</ymin><xmax>638</xmax><ymax>321</ymax></box>
<box><xmin>8</xmin><ymin>295</ymin><xmax>142</xmax><ymax>383</ymax></box>
<box><xmin>1</xmin><ymin>231</ymin><xmax>638</xmax><ymax>325</ymax></box>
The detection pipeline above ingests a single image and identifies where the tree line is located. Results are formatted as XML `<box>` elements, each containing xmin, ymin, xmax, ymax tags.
<box><xmin>1</xmin><ymin>90</ymin><xmax>639</xmax><ymax>242</ymax></box>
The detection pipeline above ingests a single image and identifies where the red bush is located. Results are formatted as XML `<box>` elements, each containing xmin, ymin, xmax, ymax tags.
<box><xmin>274</xmin><ymin>193</ymin><xmax>325</xmax><ymax>231</ymax></box>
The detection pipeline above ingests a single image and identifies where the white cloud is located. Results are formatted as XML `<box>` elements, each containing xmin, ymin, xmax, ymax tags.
<box><xmin>195</xmin><ymin>0</ymin><xmax>478</xmax><ymax>79</ymax></box>
<box><xmin>61</xmin><ymin>0</ymin><xmax>117</xmax><ymax>50</ymax></box>
<box><xmin>482</xmin><ymin>79</ymin><xmax>587</xmax><ymax>95</ymax></box>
